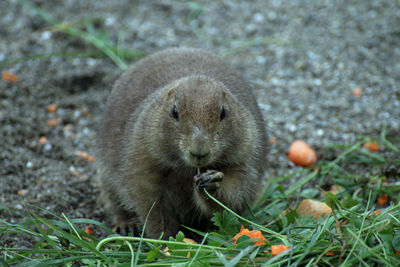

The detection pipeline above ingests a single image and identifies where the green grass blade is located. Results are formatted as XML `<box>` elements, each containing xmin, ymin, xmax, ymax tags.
<box><xmin>285</xmin><ymin>170</ymin><xmax>318</xmax><ymax>196</ymax></box>
<box><xmin>226</xmin><ymin>246</ymin><xmax>255</xmax><ymax>267</ymax></box>
<box><xmin>18</xmin><ymin>0</ymin><xmax>131</xmax><ymax>70</ymax></box>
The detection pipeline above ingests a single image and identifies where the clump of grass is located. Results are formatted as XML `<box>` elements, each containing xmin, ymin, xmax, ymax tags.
<box><xmin>0</xmin><ymin>0</ymin><xmax>146</xmax><ymax>69</ymax></box>
<box><xmin>1</xmin><ymin>132</ymin><xmax>399</xmax><ymax>266</ymax></box>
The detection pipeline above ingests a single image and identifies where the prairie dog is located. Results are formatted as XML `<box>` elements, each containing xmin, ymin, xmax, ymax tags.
<box><xmin>97</xmin><ymin>48</ymin><xmax>267</xmax><ymax>238</ymax></box>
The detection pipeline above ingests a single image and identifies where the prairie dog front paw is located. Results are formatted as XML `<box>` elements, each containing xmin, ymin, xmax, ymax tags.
<box><xmin>194</xmin><ymin>170</ymin><xmax>224</xmax><ymax>193</ymax></box>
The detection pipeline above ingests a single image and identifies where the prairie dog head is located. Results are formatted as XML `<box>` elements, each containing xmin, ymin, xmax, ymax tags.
<box><xmin>146</xmin><ymin>75</ymin><xmax>255</xmax><ymax>169</ymax></box>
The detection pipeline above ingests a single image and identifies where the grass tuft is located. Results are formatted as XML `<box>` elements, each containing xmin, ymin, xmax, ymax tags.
<box><xmin>1</xmin><ymin>134</ymin><xmax>399</xmax><ymax>265</ymax></box>
<box><xmin>0</xmin><ymin>0</ymin><xmax>146</xmax><ymax>69</ymax></box>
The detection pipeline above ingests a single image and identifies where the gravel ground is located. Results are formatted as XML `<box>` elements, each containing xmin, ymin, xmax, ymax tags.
<box><xmin>1</xmin><ymin>0</ymin><xmax>399</xmax><ymax>248</ymax></box>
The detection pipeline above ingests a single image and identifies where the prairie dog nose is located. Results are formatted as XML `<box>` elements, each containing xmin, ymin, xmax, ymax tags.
<box><xmin>189</xmin><ymin>125</ymin><xmax>211</xmax><ymax>159</ymax></box>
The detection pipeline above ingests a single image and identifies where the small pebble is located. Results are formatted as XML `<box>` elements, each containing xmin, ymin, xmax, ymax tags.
<box><xmin>46</xmin><ymin>118</ymin><xmax>60</xmax><ymax>128</ymax></box>
<box><xmin>47</xmin><ymin>104</ymin><xmax>58</xmax><ymax>113</ymax></box>
<box><xmin>353</xmin><ymin>86</ymin><xmax>362</xmax><ymax>97</ymax></box>
<box><xmin>41</xmin><ymin>31</ymin><xmax>51</xmax><ymax>40</ymax></box>
<box><xmin>44</xmin><ymin>143</ymin><xmax>52</xmax><ymax>151</ymax></box>
<box><xmin>39</xmin><ymin>136</ymin><xmax>48</xmax><ymax>144</ymax></box>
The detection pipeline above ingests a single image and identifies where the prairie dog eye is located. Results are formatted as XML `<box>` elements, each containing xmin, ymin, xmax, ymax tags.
<box><xmin>220</xmin><ymin>106</ymin><xmax>226</xmax><ymax>121</ymax></box>
<box><xmin>171</xmin><ymin>105</ymin><xmax>179</xmax><ymax>121</ymax></box>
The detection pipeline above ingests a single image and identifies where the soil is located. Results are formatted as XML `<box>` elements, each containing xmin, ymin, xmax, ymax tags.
<box><xmin>1</xmin><ymin>0</ymin><xmax>399</xmax><ymax>249</ymax></box>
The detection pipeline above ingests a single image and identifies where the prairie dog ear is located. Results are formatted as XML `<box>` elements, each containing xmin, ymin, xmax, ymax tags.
<box><xmin>221</xmin><ymin>90</ymin><xmax>227</xmax><ymax>100</ymax></box>
<box><xmin>221</xmin><ymin>89</ymin><xmax>233</xmax><ymax>102</ymax></box>
<box><xmin>166</xmin><ymin>87</ymin><xmax>175</xmax><ymax>99</ymax></box>
<box><xmin>165</xmin><ymin>80</ymin><xmax>181</xmax><ymax>100</ymax></box>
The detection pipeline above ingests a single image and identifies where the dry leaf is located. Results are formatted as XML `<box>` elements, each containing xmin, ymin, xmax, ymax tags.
<box><xmin>369</xmin><ymin>210</ymin><xmax>382</xmax><ymax>216</ymax></box>
<box><xmin>377</xmin><ymin>194</ymin><xmax>388</xmax><ymax>206</ymax></box>
<box><xmin>297</xmin><ymin>199</ymin><xmax>332</xmax><ymax>219</ymax></box>
<box><xmin>232</xmin><ymin>225</ymin><xmax>268</xmax><ymax>246</ymax></box>
<box><xmin>2</xmin><ymin>71</ymin><xmax>19</xmax><ymax>82</ymax></box>
<box><xmin>271</xmin><ymin>245</ymin><xmax>291</xmax><ymax>256</ymax></box>
<box><xmin>74</xmin><ymin>151</ymin><xmax>95</xmax><ymax>162</ymax></box>
<box><xmin>363</xmin><ymin>142</ymin><xmax>380</xmax><ymax>152</ymax></box>
<box><xmin>84</xmin><ymin>227</ymin><xmax>93</xmax><ymax>235</ymax></box>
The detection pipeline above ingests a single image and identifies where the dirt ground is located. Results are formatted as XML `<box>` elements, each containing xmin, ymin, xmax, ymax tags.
<box><xmin>1</xmin><ymin>0</ymin><xmax>399</xmax><ymax>248</ymax></box>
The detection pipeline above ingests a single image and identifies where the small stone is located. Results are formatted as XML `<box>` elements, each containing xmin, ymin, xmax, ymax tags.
<box><xmin>46</xmin><ymin>118</ymin><xmax>60</xmax><ymax>127</ymax></box>
<box><xmin>297</xmin><ymin>199</ymin><xmax>332</xmax><ymax>219</ymax></box>
<box><xmin>44</xmin><ymin>143</ymin><xmax>52</xmax><ymax>151</ymax></box>
<box><xmin>41</xmin><ymin>31</ymin><xmax>51</xmax><ymax>40</ymax></box>
<box><xmin>352</xmin><ymin>86</ymin><xmax>362</xmax><ymax>97</ymax></box>
<box><xmin>39</xmin><ymin>136</ymin><xmax>48</xmax><ymax>144</ymax></box>
<box><xmin>47</xmin><ymin>103</ymin><xmax>58</xmax><ymax>113</ymax></box>
<box><xmin>253</xmin><ymin>13</ymin><xmax>264</xmax><ymax>23</ymax></box>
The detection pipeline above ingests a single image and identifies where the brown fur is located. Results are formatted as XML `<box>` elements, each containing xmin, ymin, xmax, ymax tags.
<box><xmin>97</xmin><ymin>48</ymin><xmax>267</xmax><ymax>238</ymax></box>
